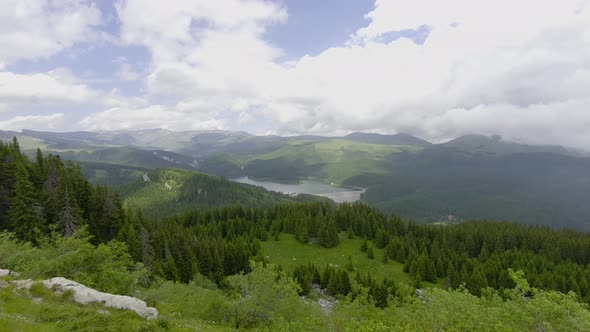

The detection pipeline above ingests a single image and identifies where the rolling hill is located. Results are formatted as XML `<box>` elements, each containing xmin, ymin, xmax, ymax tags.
<box><xmin>4</xmin><ymin>129</ymin><xmax>590</xmax><ymax>230</ymax></box>
<box><xmin>117</xmin><ymin>168</ymin><xmax>330</xmax><ymax>217</ymax></box>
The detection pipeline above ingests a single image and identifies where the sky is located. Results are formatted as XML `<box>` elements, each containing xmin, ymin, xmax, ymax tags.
<box><xmin>0</xmin><ymin>0</ymin><xmax>589</xmax><ymax>149</ymax></box>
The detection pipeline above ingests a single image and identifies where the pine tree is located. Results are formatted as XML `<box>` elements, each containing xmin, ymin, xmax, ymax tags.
<box><xmin>164</xmin><ymin>242</ymin><xmax>180</xmax><ymax>281</ymax></box>
<box><xmin>367</xmin><ymin>246</ymin><xmax>375</xmax><ymax>259</ymax></box>
<box><xmin>58</xmin><ymin>184</ymin><xmax>81</xmax><ymax>237</ymax></box>
<box><xmin>9</xmin><ymin>162</ymin><xmax>44</xmax><ymax>242</ymax></box>
<box><xmin>295</xmin><ymin>219</ymin><xmax>309</xmax><ymax>243</ymax></box>
<box><xmin>337</xmin><ymin>270</ymin><xmax>351</xmax><ymax>295</ymax></box>
<box><xmin>344</xmin><ymin>255</ymin><xmax>354</xmax><ymax>271</ymax></box>
<box><xmin>360</xmin><ymin>238</ymin><xmax>368</xmax><ymax>252</ymax></box>
<box><xmin>11</xmin><ymin>137</ymin><xmax>20</xmax><ymax>154</ymax></box>
<box><xmin>140</xmin><ymin>227</ymin><xmax>155</xmax><ymax>268</ymax></box>
<box><xmin>468</xmin><ymin>266</ymin><xmax>488</xmax><ymax>296</ymax></box>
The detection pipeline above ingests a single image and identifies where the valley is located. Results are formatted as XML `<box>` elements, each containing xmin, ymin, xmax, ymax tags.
<box><xmin>3</xmin><ymin>129</ymin><xmax>590</xmax><ymax>231</ymax></box>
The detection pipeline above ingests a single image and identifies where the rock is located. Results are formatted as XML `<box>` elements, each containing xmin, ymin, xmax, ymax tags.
<box><xmin>1</xmin><ymin>269</ymin><xmax>158</xmax><ymax>319</ymax></box>
<box><xmin>0</xmin><ymin>269</ymin><xmax>18</xmax><ymax>277</ymax></box>
<box><xmin>13</xmin><ymin>279</ymin><xmax>34</xmax><ymax>289</ymax></box>
<box><xmin>415</xmin><ymin>289</ymin><xmax>427</xmax><ymax>305</ymax></box>
<box><xmin>317</xmin><ymin>297</ymin><xmax>337</xmax><ymax>313</ymax></box>
<box><xmin>43</xmin><ymin>277</ymin><xmax>158</xmax><ymax>319</ymax></box>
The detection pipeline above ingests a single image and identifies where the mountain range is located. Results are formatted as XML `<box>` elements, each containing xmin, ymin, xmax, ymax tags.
<box><xmin>2</xmin><ymin>129</ymin><xmax>589</xmax><ymax>230</ymax></box>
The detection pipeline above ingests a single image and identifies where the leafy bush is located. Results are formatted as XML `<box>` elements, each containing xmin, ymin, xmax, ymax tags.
<box><xmin>0</xmin><ymin>230</ymin><xmax>147</xmax><ymax>295</ymax></box>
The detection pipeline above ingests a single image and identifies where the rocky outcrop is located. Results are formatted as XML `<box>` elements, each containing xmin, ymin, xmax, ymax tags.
<box><xmin>2</xmin><ymin>270</ymin><xmax>158</xmax><ymax>319</ymax></box>
<box><xmin>43</xmin><ymin>278</ymin><xmax>158</xmax><ymax>319</ymax></box>
<box><xmin>0</xmin><ymin>269</ymin><xmax>18</xmax><ymax>277</ymax></box>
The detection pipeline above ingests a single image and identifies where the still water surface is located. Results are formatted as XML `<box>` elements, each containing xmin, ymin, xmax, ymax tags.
<box><xmin>232</xmin><ymin>177</ymin><xmax>365</xmax><ymax>203</ymax></box>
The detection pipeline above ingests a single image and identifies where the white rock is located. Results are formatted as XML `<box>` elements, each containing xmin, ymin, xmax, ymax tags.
<box><xmin>0</xmin><ymin>269</ymin><xmax>10</xmax><ymax>277</ymax></box>
<box><xmin>13</xmin><ymin>279</ymin><xmax>34</xmax><ymax>289</ymax></box>
<box><xmin>43</xmin><ymin>277</ymin><xmax>158</xmax><ymax>319</ymax></box>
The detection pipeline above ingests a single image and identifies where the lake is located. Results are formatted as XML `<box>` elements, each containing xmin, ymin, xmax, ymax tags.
<box><xmin>232</xmin><ymin>177</ymin><xmax>365</xmax><ymax>203</ymax></box>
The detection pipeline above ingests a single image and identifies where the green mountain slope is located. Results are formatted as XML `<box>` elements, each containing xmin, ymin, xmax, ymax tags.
<box><xmin>55</xmin><ymin>146</ymin><xmax>199</xmax><ymax>170</ymax></box>
<box><xmin>345</xmin><ymin>132</ymin><xmax>432</xmax><ymax>146</ymax></box>
<box><xmin>76</xmin><ymin>161</ymin><xmax>150</xmax><ymax>185</ymax></box>
<box><xmin>5</xmin><ymin>129</ymin><xmax>590</xmax><ymax>230</ymax></box>
<box><xmin>204</xmin><ymin>139</ymin><xmax>424</xmax><ymax>185</ymax></box>
<box><xmin>118</xmin><ymin>168</ymin><xmax>329</xmax><ymax>216</ymax></box>
<box><xmin>360</xmin><ymin>136</ymin><xmax>590</xmax><ymax>230</ymax></box>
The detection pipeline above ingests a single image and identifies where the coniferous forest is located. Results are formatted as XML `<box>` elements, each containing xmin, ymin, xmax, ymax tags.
<box><xmin>2</xmin><ymin>138</ymin><xmax>590</xmax><ymax>330</ymax></box>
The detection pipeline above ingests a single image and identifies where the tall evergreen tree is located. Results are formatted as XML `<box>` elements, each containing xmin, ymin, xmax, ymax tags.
<box><xmin>58</xmin><ymin>184</ymin><xmax>81</xmax><ymax>237</ymax></box>
<box><xmin>9</xmin><ymin>162</ymin><xmax>44</xmax><ymax>242</ymax></box>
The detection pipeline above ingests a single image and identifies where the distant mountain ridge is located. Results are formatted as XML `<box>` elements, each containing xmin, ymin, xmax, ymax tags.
<box><xmin>3</xmin><ymin>129</ymin><xmax>583</xmax><ymax>156</ymax></box>
<box><xmin>345</xmin><ymin>132</ymin><xmax>432</xmax><ymax>147</ymax></box>
<box><xmin>441</xmin><ymin>134</ymin><xmax>576</xmax><ymax>156</ymax></box>
<box><xmin>3</xmin><ymin>128</ymin><xmax>590</xmax><ymax>230</ymax></box>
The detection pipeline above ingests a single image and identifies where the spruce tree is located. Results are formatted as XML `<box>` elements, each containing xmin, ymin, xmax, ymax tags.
<box><xmin>367</xmin><ymin>246</ymin><xmax>375</xmax><ymax>259</ymax></box>
<box><xmin>58</xmin><ymin>184</ymin><xmax>82</xmax><ymax>237</ymax></box>
<box><xmin>360</xmin><ymin>238</ymin><xmax>368</xmax><ymax>252</ymax></box>
<box><xmin>9</xmin><ymin>162</ymin><xmax>44</xmax><ymax>242</ymax></box>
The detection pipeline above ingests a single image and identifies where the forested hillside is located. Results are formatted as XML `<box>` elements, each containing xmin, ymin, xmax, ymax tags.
<box><xmin>117</xmin><ymin>168</ymin><xmax>328</xmax><ymax>217</ymax></box>
<box><xmin>2</xmin><ymin>138</ymin><xmax>590</xmax><ymax>330</ymax></box>
<box><xmin>360</xmin><ymin>138</ymin><xmax>590</xmax><ymax>230</ymax></box>
<box><xmin>5</xmin><ymin>129</ymin><xmax>590</xmax><ymax>231</ymax></box>
<box><xmin>0</xmin><ymin>138</ymin><xmax>125</xmax><ymax>244</ymax></box>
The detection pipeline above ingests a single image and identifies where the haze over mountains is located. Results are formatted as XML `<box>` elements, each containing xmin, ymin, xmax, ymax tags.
<box><xmin>2</xmin><ymin>128</ymin><xmax>590</xmax><ymax>231</ymax></box>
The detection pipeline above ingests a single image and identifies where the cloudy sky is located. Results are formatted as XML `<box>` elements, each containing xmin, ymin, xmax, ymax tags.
<box><xmin>0</xmin><ymin>0</ymin><xmax>589</xmax><ymax>148</ymax></box>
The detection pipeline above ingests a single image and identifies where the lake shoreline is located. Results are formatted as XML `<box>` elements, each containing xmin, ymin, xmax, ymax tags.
<box><xmin>230</xmin><ymin>176</ymin><xmax>365</xmax><ymax>203</ymax></box>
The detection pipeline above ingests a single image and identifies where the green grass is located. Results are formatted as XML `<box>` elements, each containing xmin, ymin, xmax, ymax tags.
<box><xmin>0</xmin><ymin>283</ymin><xmax>229</xmax><ymax>332</ymax></box>
<box><xmin>261</xmin><ymin>233</ymin><xmax>441</xmax><ymax>287</ymax></box>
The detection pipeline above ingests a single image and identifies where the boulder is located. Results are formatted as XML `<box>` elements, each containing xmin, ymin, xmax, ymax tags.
<box><xmin>41</xmin><ymin>277</ymin><xmax>158</xmax><ymax>319</ymax></box>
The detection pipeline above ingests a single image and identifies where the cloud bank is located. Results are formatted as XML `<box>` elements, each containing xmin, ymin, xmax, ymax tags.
<box><xmin>1</xmin><ymin>0</ymin><xmax>590</xmax><ymax>150</ymax></box>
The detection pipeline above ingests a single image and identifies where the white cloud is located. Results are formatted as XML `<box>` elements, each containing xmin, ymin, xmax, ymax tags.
<box><xmin>116</xmin><ymin>0</ymin><xmax>286</xmax><ymax>63</ymax></box>
<box><xmin>0</xmin><ymin>70</ymin><xmax>98</xmax><ymax>104</ymax></box>
<box><xmin>79</xmin><ymin>104</ymin><xmax>227</xmax><ymax>131</ymax></box>
<box><xmin>0</xmin><ymin>113</ymin><xmax>64</xmax><ymax>131</ymax></box>
<box><xmin>116</xmin><ymin>63</ymin><xmax>140</xmax><ymax>81</ymax></box>
<box><xmin>87</xmin><ymin>0</ymin><xmax>590</xmax><ymax>150</ymax></box>
<box><xmin>102</xmin><ymin>88</ymin><xmax>148</xmax><ymax>108</ymax></box>
<box><xmin>0</xmin><ymin>0</ymin><xmax>102</xmax><ymax>65</ymax></box>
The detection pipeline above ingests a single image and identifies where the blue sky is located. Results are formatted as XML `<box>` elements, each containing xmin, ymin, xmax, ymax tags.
<box><xmin>1</xmin><ymin>0</ymin><xmax>590</xmax><ymax>150</ymax></box>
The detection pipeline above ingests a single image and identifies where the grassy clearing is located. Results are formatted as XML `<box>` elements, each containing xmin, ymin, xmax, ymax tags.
<box><xmin>261</xmin><ymin>233</ymin><xmax>440</xmax><ymax>287</ymax></box>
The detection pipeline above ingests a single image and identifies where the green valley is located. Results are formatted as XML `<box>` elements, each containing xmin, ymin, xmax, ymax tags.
<box><xmin>5</xmin><ymin>129</ymin><xmax>590</xmax><ymax>231</ymax></box>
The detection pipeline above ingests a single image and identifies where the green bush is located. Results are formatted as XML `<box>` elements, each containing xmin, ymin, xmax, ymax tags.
<box><xmin>0</xmin><ymin>230</ymin><xmax>147</xmax><ymax>295</ymax></box>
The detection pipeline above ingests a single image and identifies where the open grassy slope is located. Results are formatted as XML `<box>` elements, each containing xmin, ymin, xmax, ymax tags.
<box><xmin>261</xmin><ymin>233</ymin><xmax>442</xmax><ymax>288</ymax></box>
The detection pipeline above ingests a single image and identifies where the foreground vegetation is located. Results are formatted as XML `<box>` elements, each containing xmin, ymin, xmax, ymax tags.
<box><xmin>1</xmin><ymin>234</ymin><xmax>589</xmax><ymax>331</ymax></box>
<box><xmin>2</xmin><ymin>137</ymin><xmax>590</xmax><ymax>330</ymax></box>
